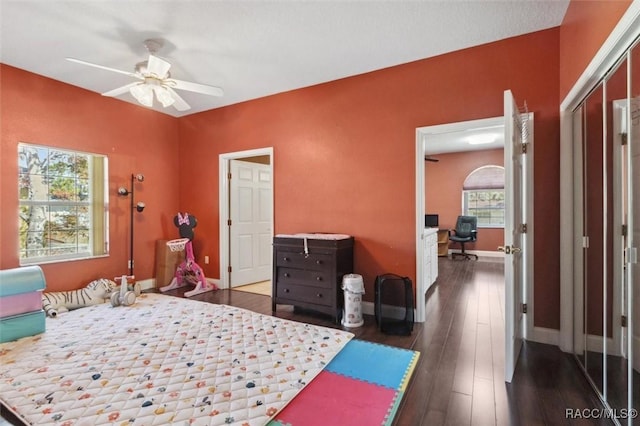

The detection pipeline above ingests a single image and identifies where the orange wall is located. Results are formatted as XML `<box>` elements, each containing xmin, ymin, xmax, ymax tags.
<box><xmin>425</xmin><ymin>149</ymin><xmax>504</xmax><ymax>252</ymax></box>
<box><xmin>559</xmin><ymin>0</ymin><xmax>631</xmax><ymax>100</ymax></box>
<box><xmin>178</xmin><ymin>28</ymin><xmax>562</xmax><ymax>329</ymax></box>
<box><xmin>0</xmin><ymin>65</ymin><xmax>181</xmax><ymax>291</ymax></box>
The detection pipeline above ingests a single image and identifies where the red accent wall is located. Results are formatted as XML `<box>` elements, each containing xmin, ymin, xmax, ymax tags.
<box><xmin>178</xmin><ymin>28</ymin><xmax>562</xmax><ymax>328</ymax></box>
<box><xmin>1</xmin><ymin>3</ymin><xmax>632</xmax><ymax>329</ymax></box>
<box><xmin>0</xmin><ymin>65</ymin><xmax>181</xmax><ymax>291</ymax></box>
<box><xmin>559</xmin><ymin>0</ymin><xmax>631</xmax><ymax>100</ymax></box>
<box><xmin>425</xmin><ymin>149</ymin><xmax>504</xmax><ymax>252</ymax></box>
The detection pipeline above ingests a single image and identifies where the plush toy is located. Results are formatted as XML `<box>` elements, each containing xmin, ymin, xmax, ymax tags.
<box><xmin>42</xmin><ymin>278</ymin><xmax>116</xmax><ymax>317</ymax></box>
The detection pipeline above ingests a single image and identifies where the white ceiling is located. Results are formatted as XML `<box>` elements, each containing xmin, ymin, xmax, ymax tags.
<box><xmin>0</xmin><ymin>0</ymin><xmax>569</xmax><ymax>119</ymax></box>
<box><xmin>426</xmin><ymin>122</ymin><xmax>505</xmax><ymax>156</ymax></box>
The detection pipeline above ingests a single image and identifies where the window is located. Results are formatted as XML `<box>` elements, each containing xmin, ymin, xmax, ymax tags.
<box><xmin>18</xmin><ymin>143</ymin><xmax>109</xmax><ymax>264</ymax></box>
<box><xmin>462</xmin><ymin>165</ymin><xmax>505</xmax><ymax>228</ymax></box>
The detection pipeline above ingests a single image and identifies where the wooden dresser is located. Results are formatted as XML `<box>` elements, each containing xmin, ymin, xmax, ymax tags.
<box><xmin>272</xmin><ymin>234</ymin><xmax>354</xmax><ymax>322</ymax></box>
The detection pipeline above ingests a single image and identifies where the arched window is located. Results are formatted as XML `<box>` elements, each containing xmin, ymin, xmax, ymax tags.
<box><xmin>462</xmin><ymin>165</ymin><xmax>505</xmax><ymax>228</ymax></box>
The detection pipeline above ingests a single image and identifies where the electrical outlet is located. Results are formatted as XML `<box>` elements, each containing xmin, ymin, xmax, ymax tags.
<box><xmin>204</xmin><ymin>256</ymin><xmax>209</xmax><ymax>264</ymax></box>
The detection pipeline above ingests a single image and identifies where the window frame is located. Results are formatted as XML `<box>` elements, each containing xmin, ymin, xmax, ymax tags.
<box><xmin>461</xmin><ymin>165</ymin><xmax>505</xmax><ymax>229</ymax></box>
<box><xmin>18</xmin><ymin>142</ymin><xmax>109</xmax><ymax>265</ymax></box>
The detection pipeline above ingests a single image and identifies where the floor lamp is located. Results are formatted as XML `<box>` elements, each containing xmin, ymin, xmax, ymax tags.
<box><xmin>118</xmin><ymin>173</ymin><xmax>145</xmax><ymax>276</ymax></box>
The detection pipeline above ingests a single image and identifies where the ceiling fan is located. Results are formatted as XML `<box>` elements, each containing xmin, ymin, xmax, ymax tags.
<box><xmin>66</xmin><ymin>39</ymin><xmax>223</xmax><ymax>111</ymax></box>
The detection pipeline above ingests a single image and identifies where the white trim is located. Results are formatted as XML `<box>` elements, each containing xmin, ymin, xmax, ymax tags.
<box><xmin>415</xmin><ymin>129</ymin><xmax>425</xmax><ymax>322</ymax></box>
<box><xmin>219</xmin><ymin>148</ymin><xmax>274</xmax><ymax>290</ymax></box>
<box><xmin>448</xmin><ymin>249</ymin><xmax>505</xmax><ymax>258</ymax></box>
<box><xmin>521</xmin><ymin>112</ymin><xmax>535</xmax><ymax>343</ymax></box>
<box><xmin>138</xmin><ymin>278</ymin><xmax>155</xmax><ymax>291</ymax></box>
<box><xmin>530</xmin><ymin>326</ymin><xmax>560</xmax><ymax>346</ymax></box>
<box><xmin>560</xmin><ymin>1</ymin><xmax>640</xmax><ymax>355</ymax></box>
<box><xmin>560</xmin><ymin>2</ymin><xmax>640</xmax><ymax>112</ymax></box>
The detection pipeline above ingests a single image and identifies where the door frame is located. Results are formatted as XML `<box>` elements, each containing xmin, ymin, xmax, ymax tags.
<box><xmin>414</xmin><ymin>115</ymin><xmax>534</xmax><ymax>336</ymax></box>
<box><xmin>559</xmin><ymin>2</ymin><xmax>640</xmax><ymax>353</ymax></box>
<box><xmin>219</xmin><ymin>147</ymin><xmax>274</xmax><ymax>289</ymax></box>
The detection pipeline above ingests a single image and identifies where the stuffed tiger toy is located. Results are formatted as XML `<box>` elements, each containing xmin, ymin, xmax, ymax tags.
<box><xmin>42</xmin><ymin>278</ymin><xmax>116</xmax><ymax>317</ymax></box>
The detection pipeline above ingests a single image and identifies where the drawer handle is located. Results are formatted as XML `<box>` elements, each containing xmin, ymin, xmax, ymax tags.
<box><xmin>284</xmin><ymin>288</ymin><xmax>290</xmax><ymax>293</ymax></box>
<box><xmin>283</xmin><ymin>256</ymin><xmax>290</xmax><ymax>261</ymax></box>
<box><xmin>316</xmin><ymin>293</ymin><xmax>323</xmax><ymax>298</ymax></box>
<box><xmin>316</xmin><ymin>276</ymin><xmax>322</xmax><ymax>281</ymax></box>
<box><xmin>316</xmin><ymin>260</ymin><xmax>323</xmax><ymax>265</ymax></box>
<box><xmin>284</xmin><ymin>273</ymin><xmax>290</xmax><ymax>278</ymax></box>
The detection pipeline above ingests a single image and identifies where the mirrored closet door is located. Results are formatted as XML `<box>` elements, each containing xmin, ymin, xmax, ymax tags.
<box><xmin>573</xmin><ymin>38</ymin><xmax>640</xmax><ymax>425</ymax></box>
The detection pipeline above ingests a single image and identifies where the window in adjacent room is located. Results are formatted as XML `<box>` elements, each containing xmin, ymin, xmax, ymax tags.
<box><xmin>462</xmin><ymin>165</ymin><xmax>505</xmax><ymax>228</ymax></box>
<box><xmin>18</xmin><ymin>143</ymin><xmax>109</xmax><ymax>264</ymax></box>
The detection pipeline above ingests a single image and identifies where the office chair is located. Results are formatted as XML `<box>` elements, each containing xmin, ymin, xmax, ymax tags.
<box><xmin>449</xmin><ymin>216</ymin><xmax>478</xmax><ymax>260</ymax></box>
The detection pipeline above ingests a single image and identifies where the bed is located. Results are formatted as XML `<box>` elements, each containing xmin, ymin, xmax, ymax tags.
<box><xmin>0</xmin><ymin>293</ymin><xmax>354</xmax><ymax>425</ymax></box>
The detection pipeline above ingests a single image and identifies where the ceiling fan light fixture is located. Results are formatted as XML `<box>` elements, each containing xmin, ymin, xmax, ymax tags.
<box><xmin>130</xmin><ymin>84</ymin><xmax>153</xmax><ymax>107</ymax></box>
<box><xmin>154</xmin><ymin>86</ymin><xmax>175</xmax><ymax>108</ymax></box>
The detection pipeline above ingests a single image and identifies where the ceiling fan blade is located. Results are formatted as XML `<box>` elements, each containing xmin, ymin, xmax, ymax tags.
<box><xmin>166</xmin><ymin>87</ymin><xmax>191</xmax><ymax>111</ymax></box>
<box><xmin>102</xmin><ymin>82</ymin><xmax>140</xmax><ymax>97</ymax></box>
<box><xmin>66</xmin><ymin>57</ymin><xmax>140</xmax><ymax>78</ymax></box>
<box><xmin>147</xmin><ymin>54</ymin><xmax>171</xmax><ymax>78</ymax></box>
<box><xmin>170</xmin><ymin>78</ymin><xmax>224</xmax><ymax>97</ymax></box>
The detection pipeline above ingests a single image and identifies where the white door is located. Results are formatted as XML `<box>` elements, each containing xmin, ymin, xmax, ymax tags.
<box><xmin>229</xmin><ymin>160</ymin><xmax>272</xmax><ymax>287</ymax></box>
<box><xmin>503</xmin><ymin>90</ymin><xmax>530</xmax><ymax>383</ymax></box>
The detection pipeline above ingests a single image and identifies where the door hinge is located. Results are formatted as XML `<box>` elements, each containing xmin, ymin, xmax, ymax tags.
<box><xmin>521</xmin><ymin>143</ymin><xmax>529</xmax><ymax>154</ymax></box>
<box><xmin>228</xmin><ymin>265</ymin><xmax>232</xmax><ymax>273</ymax></box>
<box><xmin>227</xmin><ymin>219</ymin><xmax>232</xmax><ymax>226</ymax></box>
<box><xmin>621</xmin><ymin>132</ymin><xmax>628</xmax><ymax>146</ymax></box>
<box><xmin>622</xmin><ymin>315</ymin><xmax>628</xmax><ymax>327</ymax></box>
<box><xmin>228</xmin><ymin>172</ymin><xmax>232</xmax><ymax>180</ymax></box>
<box><xmin>522</xmin><ymin>303</ymin><xmax>528</xmax><ymax>314</ymax></box>
<box><xmin>520</xmin><ymin>223</ymin><xmax>528</xmax><ymax>233</ymax></box>
<box><xmin>583</xmin><ymin>236</ymin><xmax>590</xmax><ymax>249</ymax></box>
<box><xmin>622</xmin><ymin>224</ymin><xmax>628</xmax><ymax>237</ymax></box>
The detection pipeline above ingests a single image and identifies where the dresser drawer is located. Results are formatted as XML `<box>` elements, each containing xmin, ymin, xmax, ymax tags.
<box><xmin>276</xmin><ymin>267</ymin><xmax>332</xmax><ymax>288</ymax></box>
<box><xmin>276</xmin><ymin>284</ymin><xmax>333</xmax><ymax>307</ymax></box>
<box><xmin>275</xmin><ymin>251</ymin><xmax>332</xmax><ymax>271</ymax></box>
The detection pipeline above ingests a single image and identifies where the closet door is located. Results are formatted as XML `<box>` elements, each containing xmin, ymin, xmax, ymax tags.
<box><xmin>630</xmin><ymin>40</ymin><xmax>640</xmax><ymax>423</ymax></box>
<box><xmin>582</xmin><ymin>82</ymin><xmax>606</xmax><ymax>396</ymax></box>
<box><xmin>605</xmin><ymin>55</ymin><xmax>629</xmax><ymax>416</ymax></box>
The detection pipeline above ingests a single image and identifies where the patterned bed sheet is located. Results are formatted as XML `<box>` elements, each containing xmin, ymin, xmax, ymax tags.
<box><xmin>0</xmin><ymin>293</ymin><xmax>353</xmax><ymax>425</ymax></box>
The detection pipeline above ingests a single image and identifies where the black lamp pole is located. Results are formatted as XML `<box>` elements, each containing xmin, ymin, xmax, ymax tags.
<box><xmin>118</xmin><ymin>173</ymin><xmax>145</xmax><ymax>277</ymax></box>
<box><xmin>129</xmin><ymin>173</ymin><xmax>135</xmax><ymax>276</ymax></box>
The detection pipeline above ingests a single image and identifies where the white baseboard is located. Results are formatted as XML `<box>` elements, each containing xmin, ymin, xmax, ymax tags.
<box><xmin>529</xmin><ymin>326</ymin><xmax>559</xmax><ymax>346</ymax></box>
<box><xmin>448</xmin><ymin>249</ymin><xmax>505</xmax><ymax>258</ymax></box>
<box><xmin>138</xmin><ymin>278</ymin><xmax>155</xmax><ymax>291</ymax></box>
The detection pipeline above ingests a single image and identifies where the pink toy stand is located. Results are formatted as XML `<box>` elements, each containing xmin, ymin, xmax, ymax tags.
<box><xmin>160</xmin><ymin>213</ymin><xmax>218</xmax><ymax>297</ymax></box>
<box><xmin>160</xmin><ymin>237</ymin><xmax>218</xmax><ymax>297</ymax></box>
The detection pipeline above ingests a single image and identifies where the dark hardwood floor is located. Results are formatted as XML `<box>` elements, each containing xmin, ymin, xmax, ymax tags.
<box><xmin>164</xmin><ymin>257</ymin><xmax>609</xmax><ymax>425</ymax></box>
<box><xmin>1</xmin><ymin>257</ymin><xmax>609</xmax><ymax>425</ymax></box>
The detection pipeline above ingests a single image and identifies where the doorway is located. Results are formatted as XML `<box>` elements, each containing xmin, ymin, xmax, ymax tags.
<box><xmin>414</xmin><ymin>112</ymin><xmax>534</xmax><ymax>346</ymax></box>
<box><xmin>219</xmin><ymin>147</ymin><xmax>274</xmax><ymax>290</ymax></box>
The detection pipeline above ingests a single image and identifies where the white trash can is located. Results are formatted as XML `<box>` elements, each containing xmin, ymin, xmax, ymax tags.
<box><xmin>341</xmin><ymin>274</ymin><xmax>365</xmax><ymax>328</ymax></box>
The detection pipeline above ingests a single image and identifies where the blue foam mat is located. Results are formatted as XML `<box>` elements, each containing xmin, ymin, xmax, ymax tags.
<box><xmin>325</xmin><ymin>339</ymin><xmax>417</xmax><ymax>389</ymax></box>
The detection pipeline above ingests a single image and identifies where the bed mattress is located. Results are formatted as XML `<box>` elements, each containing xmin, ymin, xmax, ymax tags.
<box><xmin>0</xmin><ymin>293</ymin><xmax>353</xmax><ymax>425</ymax></box>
